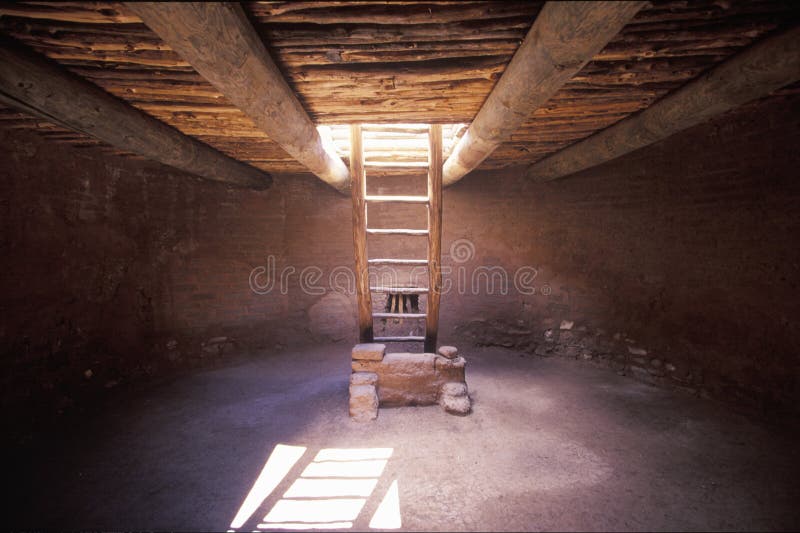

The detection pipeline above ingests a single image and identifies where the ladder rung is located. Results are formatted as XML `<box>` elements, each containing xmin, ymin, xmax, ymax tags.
<box><xmin>373</xmin><ymin>336</ymin><xmax>425</xmax><ymax>342</ymax></box>
<box><xmin>370</xmin><ymin>286</ymin><xmax>428</xmax><ymax>294</ymax></box>
<box><xmin>367</xmin><ymin>228</ymin><xmax>428</xmax><ymax>236</ymax></box>
<box><xmin>364</xmin><ymin>162</ymin><xmax>428</xmax><ymax>168</ymax></box>
<box><xmin>372</xmin><ymin>312</ymin><xmax>426</xmax><ymax>319</ymax></box>
<box><xmin>368</xmin><ymin>259</ymin><xmax>428</xmax><ymax>266</ymax></box>
<box><xmin>364</xmin><ymin>195</ymin><xmax>429</xmax><ymax>204</ymax></box>
<box><xmin>361</xmin><ymin>125</ymin><xmax>428</xmax><ymax>133</ymax></box>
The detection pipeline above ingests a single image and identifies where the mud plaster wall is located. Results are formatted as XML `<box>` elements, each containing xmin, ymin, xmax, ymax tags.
<box><xmin>1</xmin><ymin>91</ymin><xmax>798</xmax><ymax>435</ymax></box>
<box><xmin>0</xmin><ymin>129</ymin><xmax>352</xmax><ymax>437</ymax></box>
<box><xmin>446</xmin><ymin>91</ymin><xmax>800</xmax><ymax>415</ymax></box>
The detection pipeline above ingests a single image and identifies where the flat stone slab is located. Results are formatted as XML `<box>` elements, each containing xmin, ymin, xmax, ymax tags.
<box><xmin>352</xmin><ymin>343</ymin><xmax>386</xmax><ymax>361</ymax></box>
<box><xmin>350</xmin><ymin>371</ymin><xmax>378</xmax><ymax>386</ymax></box>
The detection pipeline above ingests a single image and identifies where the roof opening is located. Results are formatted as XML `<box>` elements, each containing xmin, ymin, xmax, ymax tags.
<box><xmin>318</xmin><ymin>124</ymin><xmax>466</xmax><ymax>168</ymax></box>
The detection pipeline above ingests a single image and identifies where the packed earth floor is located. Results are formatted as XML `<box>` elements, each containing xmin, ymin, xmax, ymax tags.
<box><xmin>10</xmin><ymin>345</ymin><xmax>800</xmax><ymax>531</ymax></box>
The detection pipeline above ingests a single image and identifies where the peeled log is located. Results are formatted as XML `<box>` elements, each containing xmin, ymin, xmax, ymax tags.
<box><xmin>0</xmin><ymin>38</ymin><xmax>270</xmax><ymax>189</ymax></box>
<box><xmin>442</xmin><ymin>1</ymin><xmax>645</xmax><ymax>186</ymax></box>
<box><xmin>128</xmin><ymin>2</ymin><xmax>350</xmax><ymax>192</ymax></box>
<box><xmin>527</xmin><ymin>26</ymin><xmax>800</xmax><ymax>182</ymax></box>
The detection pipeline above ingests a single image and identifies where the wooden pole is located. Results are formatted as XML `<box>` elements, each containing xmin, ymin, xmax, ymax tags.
<box><xmin>442</xmin><ymin>1</ymin><xmax>645</xmax><ymax>187</ymax></box>
<box><xmin>128</xmin><ymin>2</ymin><xmax>350</xmax><ymax>192</ymax></box>
<box><xmin>527</xmin><ymin>25</ymin><xmax>800</xmax><ymax>182</ymax></box>
<box><xmin>425</xmin><ymin>124</ymin><xmax>443</xmax><ymax>353</ymax></box>
<box><xmin>0</xmin><ymin>38</ymin><xmax>270</xmax><ymax>189</ymax></box>
<box><xmin>350</xmin><ymin>124</ymin><xmax>373</xmax><ymax>342</ymax></box>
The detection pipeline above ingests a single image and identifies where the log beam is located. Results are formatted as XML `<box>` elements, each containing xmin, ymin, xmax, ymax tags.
<box><xmin>128</xmin><ymin>2</ymin><xmax>350</xmax><ymax>192</ymax></box>
<box><xmin>442</xmin><ymin>1</ymin><xmax>644</xmax><ymax>186</ymax></box>
<box><xmin>527</xmin><ymin>26</ymin><xmax>800</xmax><ymax>182</ymax></box>
<box><xmin>0</xmin><ymin>38</ymin><xmax>270</xmax><ymax>189</ymax></box>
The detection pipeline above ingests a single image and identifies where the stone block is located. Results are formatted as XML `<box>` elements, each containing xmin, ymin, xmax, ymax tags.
<box><xmin>349</xmin><ymin>384</ymin><xmax>378</xmax><ymax>422</ymax></box>
<box><xmin>437</xmin><ymin>346</ymin><xmax>458</xmax><ymax>359</ymax></box>
<box><xmin>378</xmin><ymin>353</ymin><xmax>438</xmax><ymax>406</ymax></box>
<box><xmin>382</xmin><ymin>352</ymin><xmax>435</xmax><ymax>372</ymax></box>
<box><xmin>352</xmin><ymin>360</ymin><xmax>381</xmax><ymax>373</ymax></box>
<box><xmin>352</xmin><ymin>343</ymin><xmax>386</xmax><ymax>361</ymax></box>
<box><xmin>350</xmin><ymin>371</ymin><xmax>378</xmax><ymax>386</ymax></box>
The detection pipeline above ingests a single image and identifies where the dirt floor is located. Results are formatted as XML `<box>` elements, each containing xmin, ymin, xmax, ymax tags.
<box><xmin>9</xmin><ymin>344</ymin><xmax>800</xmax><ymax>531</ymax></box>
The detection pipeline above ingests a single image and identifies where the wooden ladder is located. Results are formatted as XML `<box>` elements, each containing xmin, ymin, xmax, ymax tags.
<box><xmin>350</xmin><ymin>124</ymin><xmax>443</xmax><ymax>353</ymax></box>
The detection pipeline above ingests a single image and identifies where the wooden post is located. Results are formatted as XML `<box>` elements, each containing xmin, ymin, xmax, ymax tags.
<box><xmin>0</xmin><ymin>37</ymin><xmax>271</xmax><ymax>189</ymax></box>
<box><xmin>526</xmin><ymin>25</ymin><xmax>800</xmax><ymax>181</ymax></box>
<box><xmin>350</xmin><ymin>124</ymin><xmax>373</xmax><ymax>342</ymax></box>
<box><xmin>425</xmin><ymin>124</ymin><xmax>443</xmax><ymax>353</ymax></box>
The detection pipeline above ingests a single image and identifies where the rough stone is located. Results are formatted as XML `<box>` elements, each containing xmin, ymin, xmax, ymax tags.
<box><xmin>534</xmin><ymin>344</ymin><xmax>553</xmax><ymax>357</ymax></box>
<box><xmin>349</xmin><ymin>384</ymin><xmax>378</xmax><ymax>422</ymax></box>
<box><xmin>628</xmin><ymin>346</ymin><xmax>648</xmax><ymax>356</ymax></box>
<box><xmin>352</xmin><ymin>343</ymin><xmax>386</xmax><ymax>361</ymax></box>
<box><xmin>350</xmin><ymin>371</ymin><xmax>378</xmax><ymax>386</ymax></box>
<box><xmin>564</xmin><ymin>345</ymin><xmax>581</xmax><ymax>358</ymax></box>
<box><xmin>202</xmin><ymin>337</ymin><xmax>235</xmax><ymax>356</ymax></box>
<box><xmin>629</xmin><ymin>365</ymin><xmax>654</xmax><ymax>384</ymax></box>
<box><xmin>441</xmin><ymin>381</ymin><xmax>468</xmax><ymax>397</ymax></box>
<box><xmin>437</xmin><ymin>345</ymin><xmax>458</xmax><ymax>359</ymax></box>
<box><xmin>440</xmin><ymin>393</ymin><xmax>471</xmax><ymax>416</ymax></box>
<box><xmin>560</xmin><ymin>320</ymin><xmax>574</xmax><ymax>330</ymax></box>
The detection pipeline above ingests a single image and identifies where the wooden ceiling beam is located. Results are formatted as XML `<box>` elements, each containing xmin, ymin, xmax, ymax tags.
<box><xmin>0</xmin><ymin>38</ymin><xmax>271</xmax><ymax>189</ymax></box>
<box><xmin>442</xmin><ymin>1</ymin><xmax>645</xmax><ymax>187</ymax></box>
<box><xmin>127</xmin><ymin>2</ymin><xmax>350</xmax><ymax>192</ymax></box>
<box><xmin>526</xmin><ymin>25</ymin><xmax>800</xmax><ymax>182</ymax></box>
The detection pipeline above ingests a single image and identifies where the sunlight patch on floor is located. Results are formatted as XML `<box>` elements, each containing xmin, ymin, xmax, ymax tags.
<box><xmin>229</xmin><ymin>445</ymin><xmax>401</xmax><ymax>531</ymax></box>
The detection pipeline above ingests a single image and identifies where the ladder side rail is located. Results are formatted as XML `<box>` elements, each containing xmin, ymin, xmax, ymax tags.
<box><xmin>425</xmin><ymin>124</ymin><xmax>443</xmax><ymax>353</ymax></box>
<box><xmin>350</xmin><ymin>124</ymin><xmax>373</xmax><ymax>342</ymax></box>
